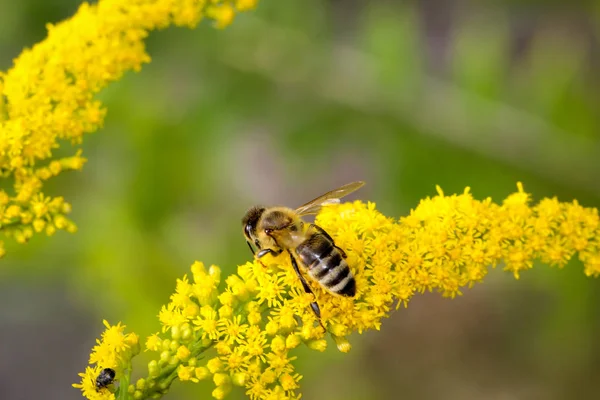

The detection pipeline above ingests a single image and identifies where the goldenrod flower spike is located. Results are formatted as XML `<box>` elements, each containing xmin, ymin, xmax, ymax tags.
<box><xmin>0</xmin><ymin>0</ymin><xmax>258</xmax><ymax>258</ymax></box>
<box><xmin>73</xmin><ymin>320</ymin><xmax>140</xmax><ymax>400</ymax></box>
<box><xmin>75</xmin><ymin>183</ymin><xmax>600</xmax><ymax>400</ymax></box>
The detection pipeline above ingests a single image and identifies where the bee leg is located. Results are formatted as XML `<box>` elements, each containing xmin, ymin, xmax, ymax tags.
<box><xmin>311</xmin><ymin>224</ymin><xmax>347</xmax><ymax>258</ymax></box>
<box><xmin>245</xmin><ymin>240</ymin><xmax>267</xmax><ymax>267</ymax></box>
<box><xmin>288</xmin><ymin>251</ymin><xmax>325</xmax><ymax>330</ymax></box>
<box><xmin>256</xmin><ymin>248</ymin><xmax>282</xmax><ymax>259</ymax></box>
<box><xmin>255</xmin><ymin>248</ymin><xmax>282</xmax><ymax>268</ymax></box>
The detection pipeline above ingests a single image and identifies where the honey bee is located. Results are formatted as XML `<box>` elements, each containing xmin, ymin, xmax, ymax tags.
<box><xmin>242</xmin><ymin>181</ymin><xmax>365</xmax><ymax>321</ymax></box>
<box><xmin>95</xmin><ymin>367</ymin><xmax>116</xmax><ymax>391</ymax></box>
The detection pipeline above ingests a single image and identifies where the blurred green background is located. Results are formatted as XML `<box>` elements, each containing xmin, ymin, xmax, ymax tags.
<box><xmin>1</xmin><ymin>1</ymin><xmax>599</xmax><ymax>399</ymax></box>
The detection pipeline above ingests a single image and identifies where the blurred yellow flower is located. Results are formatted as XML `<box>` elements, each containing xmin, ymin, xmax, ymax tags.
<box><xmin>0</xmin><ymin>0</ymin><xmax>258</xmax><ymax>258</ymax></box>
<box><xmin>75</xmin><ymin>183</ymin><xmax>600</xmax><ymax>400</ymax></box>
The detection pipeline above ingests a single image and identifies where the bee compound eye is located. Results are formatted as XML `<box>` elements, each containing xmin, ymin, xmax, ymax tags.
<box><xmin>265</xmin><ymin>229</ymin><xmax>273</xmax><ymax>235</ymax></box>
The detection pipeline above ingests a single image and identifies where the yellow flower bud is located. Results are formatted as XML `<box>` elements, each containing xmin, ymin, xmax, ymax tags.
<box><xmin>231</xmin><ymin>372</ymin><xmax>248</xmax><ymax>387</ymax></box>
<box><xmin>301</xmin><ymin>324</ymin><xmax>315</xmax><ymax>340</ymax></box>
<box><xmin>270</xmin><ymin>336</ymin><xmax>286</xmax><ymax>353</ymax></box>
<box><xmin>183</xmin><ymin>304</ymin><xmax>199</xmax><ymax>318</ymax></box>
<box><xmin>49</xmin><ymin>197</ymin><xmax>64</xmax><ymax>210</ymax></box>
<box><xmin>69</xmin><ymin>219</ymin><xmax>80</xmax><ymax>233</ymax></box>
<box><xmin>10</xmin><ymin>156</ymin><xmax>23</xmax><ymax>168</ymax></box>
<box><xmin>14</xmin><ymin>230</ymin><xmax>26</xmax><ymax>244</ymax></box>
<box><xmin>330</xmin><ymin>323</ymin><xmax>348</xmax><ymax>337</ymax></box>
<box><xmin>127</xmin><ymin>333</ymin><xmax>141</xmax><ymax>356</ymax></box>
<box><xmin>245</xmin><ymin>301</ymin><xmax>259</xmax><ymax>313</ymax></box>
<box><xmin>209</xmin><ymin>3</ymin><xmax>235</xmax><ymax>29</ymax></box>
<box><xmin>65</xmin><ymin>154</ymin><xmax>86</xmax><ymax>170</ymax></box>
<box><xmin>265</xmin><ymin>320</ymin><xmax>279</xmax><ymax>336</ymax></box>
<box><xmin>212</xmin><ymin>384</ymin><xmax>231</xmax><ymax>400</ymax></box>
<box><xmin>200</xmin><ymin>305</ymin><xmax>215</xmax><ymax>319</ymax></box>
<box><xmin>195</xmin><ymin>366</ymin><xmax>211</xmax><ymax>381</ymax></box>
<box><xmin>285</xmin><ymin>334</ymin><xmax>301</xmax><ymax>349</ymax></box>
<box><xmin>213</xmin><ymin>373</ymin><xmax>231</xmax><ymax>387</ymax></box>
<box><xmin>279</xmin><ymin>314</ymin><xmax>297</xmax><ymax>332</ymax></box>
<box><xmin>260</xmin><ymin>370</ymin><xmax>276</xmax><ymax>385</ymax></box>
<box><xmin>177</xmin><ymin>365</ymin><xmax>194</xmax><ymax>381</ymax></box>
<box><xmin>333</xmin><ymin>335</ymin><xmax>352</xmax><ymax>353</ymax></box>
<box><xmin>33</xmin><ymin>219</ymin><xmax>46</xmax><ymax>232</ymax></box>
<box><xmin>218</xmin><ymin>291</ymin><xmax>235</xmax><ymax>306</ymax></box>
<box><xmin>36</xmin><ymin>168</ymin><xmax>52</xmax><ymax>180</ymax></box>
<box><xmin>176</xmin><ymin>345</ymin><xmax>190</xmax><ymax>361</ymax></box>
<box><xmin>54</xmin><ymin>215</ymin><xmax>67</xmax><ymax>229</ymax></box>
<box><xmin>148</xmin><ymin>360</ymin><xmax>160</xmax><ymax>377</ymax></box>
<box><xmin>215</xmin><ymin>342</ymin><xmax>232</xmax><ymax>355</ymax></box>
<box><xmin>207</xmin><ymin>357</ymin><xmax>223</xmax><ymax>373</ymax></box>
<box><xmin>49</xmin><ymin>161</ymin><xmax>62</xmax><ymax>175</ymax></box>
<box><xmin>22</xmin><ymin>227</ymin><xmax>33</xmax><ymax>240</ymax></box>
<box><xmin>209</xmin><ymin>265</ymin><xmax>221</xmax><ymax>283</ymax></box>
<box><xmin>246</xmin><ymin>359</ymin><xmax>261</xmax><ymax>375</ymax></box>
<box><xmin>45</xmin><ymin>224</ymin><xmax>56</xmax><ymax>236</ymax></box>
<box><xmin>236</xmin><ymin>0</ymin><xmax>258</xmax><ymax>11</ymax></box>
<box><xmin>280</xmin><ymin>373</ymin><xmax>299</xmax><ymax>391</ymax></box>
<box><xmin>191</xmin><ymin>261</ymin><xmax>207</xmax><ymax>275</ymax></box>
<box><xmin>62</xmin><ymin>202</ymin><xmax>72</xmax><ymax>214</ymax></box>
<box><xmin>171</xmin><ymin>326</ymin><xmax>181</xmax><ymax>340</ymax></box>
<box><xmin>181</xmin><ymin>324</ymin><xmax>193</xmax><ymax>341</ymax></box>
<box><xmin>225</xmin><ymin>275</ymin><xmax>243</xmax><ymax>287</ymax></box>
<box><xmin>237</xmin><ymin>263</ymin><xmax>252</xmax><ymax>280</ymax></box>
<box><xmin>218</xmin><ymin>305</ymin><xmax>233</xmax><ymax>319</ymax></box>
<box><xmin>135</xmin><ymin>378</ymin><xmax>146</xmax><ymax>390</ymax></box>
<box><xmin>244</xmin><ymin>278</ymin><xmax>258</xmax><ymax>292</ymax></box>
<box><xmin>159</xmin><ymin>351</ymin><xmax>170</xmax><ymax>364</ymax></box>
<box><xmin>5</xmin><ymin>205</ymin><xmax>20</xmax><ymax>219</ymax></box>
<box><xmin>247</xmin><ymin>311</ymin><xmax>261</xmax><ymax>325</ymax></box>
<box><xmin>232</xmin><ymin>282</ymin><xmax>249</xmax><ymax>301</ymax></box>
<box><xmin>20</xmin><ymin>211</ymin><xmax>33</xmax><ymax>224</ymax></box>
<box><xmin>307</xmin><ymin>339</ymin><xmax>327</xmax><ymax>352</ymax></box>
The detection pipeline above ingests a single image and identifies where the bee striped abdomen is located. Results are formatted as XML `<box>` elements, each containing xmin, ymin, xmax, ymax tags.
<box><xmin>296</xmin><ymin>234</ymin><xmax>356</xmax><ymax>297</ymax></box>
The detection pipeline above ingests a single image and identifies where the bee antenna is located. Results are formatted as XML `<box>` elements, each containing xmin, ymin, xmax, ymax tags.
<box><xmin>246</xmin><ymin>240</ymin><xmax>256</xmax><ymax>255</ymax></box>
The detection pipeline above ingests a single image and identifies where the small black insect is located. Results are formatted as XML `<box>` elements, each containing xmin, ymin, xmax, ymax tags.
<box><xmin>95</xmin><ymin>367</ymin><xmax>116</xmax><ymax>391</ymax></box>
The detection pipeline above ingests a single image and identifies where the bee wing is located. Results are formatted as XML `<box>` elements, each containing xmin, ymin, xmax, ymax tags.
<box><xmin>295</xmin><ymin>181</ymin><xmax>365</xmax><ymax>216</ymax></box>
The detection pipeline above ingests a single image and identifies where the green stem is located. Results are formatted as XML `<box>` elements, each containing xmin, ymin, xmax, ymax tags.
<box><xmin>118</xmin><ymin>360</ymin><xmax>133</xmax><ymax>400</ymax></box>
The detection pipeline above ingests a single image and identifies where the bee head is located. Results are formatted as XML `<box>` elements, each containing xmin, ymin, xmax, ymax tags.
<box><xmin>242</xmin><ymin>206</ymin><xmax>265</xmax><ymax>243</ymax></box>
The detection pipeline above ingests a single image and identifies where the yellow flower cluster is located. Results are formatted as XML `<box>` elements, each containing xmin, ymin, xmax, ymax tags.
<box><xmin>0</xmin><ymin>0</ymin><xmax>258</xmax><ymax>258</ymax></box>
<box><xmin>74</xmin><ymin>183</ymin><xmax>600</xmax><ymax>400</ymax></box>
<box><xmin>148</xmin><ymin>261</ymin><xmax>308</xmax><ymax>400</ymax></box>
<box><xmin>73</xmin><ymin>320</ymin><xmax>140</xmax><ymax>400</ymax></box>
